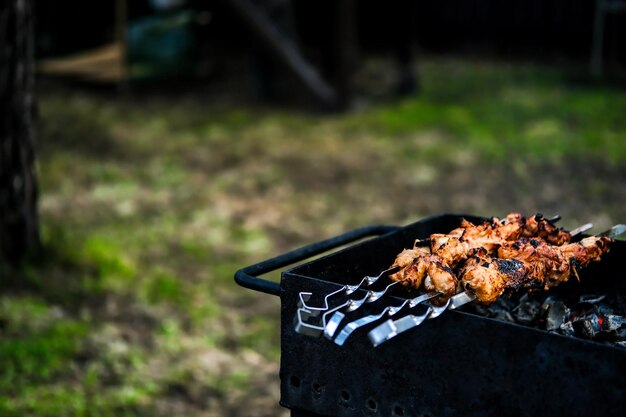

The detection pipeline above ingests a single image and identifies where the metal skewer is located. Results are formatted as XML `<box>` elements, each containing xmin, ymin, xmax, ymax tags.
<box><xmin>296</xmin><ymin>280</ymin><xmax>402</xmax><ymax>337</ymax></box>
<box><xmin>297</xmin><ymin>266</ymin><xmax>399</xmax><ymax>315</ymax></box>
<box><xmin>368</xmin><ymin>290</ymin><xmax>476</xmax><ymax>347</ymax></box>
<box><xmin>548</xmin><ymin>214</ymin><xmax>561</xmax><ymax>223</ymax></box>
<box><xmin>329</xmin><ymin>291</ymin><xmax>440</xmax><ymax>344</ymax></box>
<box><xmin>295</xmin><ymin>303</ymin><xmax>346</xmax><ymax>337</ymax></box>
<box><xmin>599</xmin><ymin>224</ymin><xmax>626</xmax><ymax>238</ymax></box>
<box><xmin>570</xmin><ymin>223</ymin><xmax>593</xmax><ymax>236</ymax></box>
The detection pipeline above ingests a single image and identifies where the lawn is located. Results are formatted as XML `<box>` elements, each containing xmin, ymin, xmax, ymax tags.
<box><xmin>1</xmin><ymin>58</ymin><xmax>625</xmax><ymax>416</ymax></box>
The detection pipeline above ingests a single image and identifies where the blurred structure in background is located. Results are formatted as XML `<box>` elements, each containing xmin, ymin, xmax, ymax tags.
<box><xmin>591</xmin><ymin>0</ymin><xmax>626</xmax><ymax>78</ymax></box>
<box><xmin>0</xmin><ymin>0</ymin><xmax>40</xmax><ymax>264</ymax></box>
<box><xmin>36</xmin><ymin>0</ymin><xmax>626</xmax><ymax>109</ymax></box>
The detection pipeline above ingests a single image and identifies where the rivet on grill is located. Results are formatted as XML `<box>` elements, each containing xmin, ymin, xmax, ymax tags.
<box><xmin>339</xmin><ymin>389</ymin><xmax>351</xmax><ymax>401</ymax></box>
<box><xmin>367</xmin><ymin>398</ymin><xmax>378</xmax><ymax>411</ymax></box>
<box><xmin>311</xmin><ymin>382</ymin><xmax>324</xmax><ymax>395</ymax></box>
<box><xmin>393</xmin><ymin>406</ymin><xmax>405</xmax><ymax>417</ymax></box>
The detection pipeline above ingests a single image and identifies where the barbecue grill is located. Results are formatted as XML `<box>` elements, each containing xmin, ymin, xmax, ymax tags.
<box><xmin>235</xmin><ymin>214</ymin><xmax>626</xmax><ymax>417</ymax></box>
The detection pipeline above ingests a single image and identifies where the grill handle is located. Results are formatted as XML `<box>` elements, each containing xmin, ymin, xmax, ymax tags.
<box><xmin>234</xmin><ymin>225</ymin><xmax>400</xmax><ymax>296</ymax></box>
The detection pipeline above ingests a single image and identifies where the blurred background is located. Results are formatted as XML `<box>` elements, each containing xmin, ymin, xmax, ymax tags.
<box><xmin>1</xmin><ymin>0</ymin><xmax>625</xmax><ymax>415</ymax></box>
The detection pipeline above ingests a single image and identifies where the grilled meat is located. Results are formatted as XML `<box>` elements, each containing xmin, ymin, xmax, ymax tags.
<box><xmin>429</xmin><ymin>213</ymin><xmax>570</xmax><ymax>268</ymax></box>
<box><xmin>389</xmin><ymin>213</ymin><xmax>611</xmax><ymax>305</ymax></box>
<box><xmin>561</xmin><ymin>236</ymin><xmax>612</xmax><ymax>266</ymax></box>
<box><xmin>498</xmin><ymin>238</ymin><xmax>571</xmax><ymax>288</ymax></box>
<box><xmin>391</xmin><ymin>247</ymin><xmax>430</xmax><ymax>272</ymax></box>
<box><xmin>391</xmin><ymin>250</ymin><xmax>458</xmax><ymax>302</ymax></box>
<box><xmin>421</xmin><ymin>258</ymin><xmax>458</xmax><ymax>302</ymax></box>
<box><xmin>391</xmin><ymin>213</ymin><xmax>570</xmax><ymax>296</ymax></box>
<box><xmin>521</xmin><ymin>213</ymin><xmax>571</xmax><ymax>245</ymax></box>
<box><xmin>457</xmin><ymin>250</ymin><xmax>509</xmax><ymax>304</ymax></box>
<box><xmin>461</xmin><ymin>236</ymin><xmax>612</xmax><ymax>304</ymax></box>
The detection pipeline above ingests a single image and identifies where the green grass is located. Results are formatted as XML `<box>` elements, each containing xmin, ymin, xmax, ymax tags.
<box><xmin>2</xmin><ymin>58</ymin><xmax>625</xmax><ymax>416</ymax></box>
<box><xmin>0</xmin><ymin>297</ymin><xmax>87</xmax><ymax>384</ymax></box>
<box><xmin>346</xmin><ymin>62</ymin><xmax>626</xmax><ymax>163</ymax></box>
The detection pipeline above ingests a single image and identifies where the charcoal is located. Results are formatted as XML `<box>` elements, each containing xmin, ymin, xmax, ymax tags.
<box><xmin>559</xmin><ymin>321</ymin><xmax>575</xmax><ymax>336</ymax></box>
<box><xmin>605</xmin><ymin>315</ymin><xmax>626</xmax><ymax>332</ymax></box>
<box><xmin>471</xmin><ymin>304</ymin><xmax>491</xmax><ymax>316</ymax></box>
<box><xmin>478</xmin><ymin>297</ymin><xmax>516</xmax><ymax>322</ymax></box>
<box><xmin>572</xmin><ymin>314</ymin><xmax>602</xmax><ymax>339</ymax></box>
<box><xmin>493</xmin><ymin>296</ymin><xmax>516</xmax><ymax>311</ymax></box>
<box><xmin>491</xmin><ymin>310</ymin><xmax>515</xmax><ymax>323</ymax></box>
<box><xmin>541</xmin><ymin>296</ymin><xmax>558</xmax><ymax>311</ymax></box>
<box><xmin>512</xmin><ymin>294</ymin><xmax>541</xmax><ymax>325</ymax></box>
<box><xmin>466</xmin><ymin>287</ymin><xmax>626</xmax><ymax>348</ymax></box>
<box><xmin>542</xmin><ymin>299</ymin><xmax>567</xmax><ymax>331</ymax></box>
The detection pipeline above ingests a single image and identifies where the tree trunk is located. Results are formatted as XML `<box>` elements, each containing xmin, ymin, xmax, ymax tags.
<box><xmin>0</xmin><ymin>0</ymin><xmax>40</xmax><ymax>263</ymax></box>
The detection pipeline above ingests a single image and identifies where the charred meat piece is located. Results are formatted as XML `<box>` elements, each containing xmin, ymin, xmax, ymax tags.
<box><xmin>521</xmin><ymin>213</ymin><xmax>571</xmax><ymax>245</ymax></box>
<box><xmin>561</xmin><ymin>236</ymin><xmax>612</xmax><ymax>266</ymax></box>
<box><xmin>391</xmin><ymin>247</ymin><xmax>430</xmax><ymax>271</ymax></box>
<box><xmin>390</xmin><ymin>248</ymin><xmax>431</xmax><ymax>287</ymax></box>
<box><xmin>460</xmin><ymin>254</ymin><xmax>547</xmax><ymax>305</ymax></box>
<box><xmin>390</xmin><ymin>251</ymin><xmax>458</xmax><ymax>301</ymax></box>
<box><xmin>462</xmin><ymin>237</ymin><xmax>612</xmax><ymax>304</ymax></box>
<box><xmin>422</xmin><ymin>258</ymin><xmax>458</xmax><ymax>303</ymax></box>
<box><xmin>459</xmin><ymin>252</ymin><xmax>508</xmax><ymax>304</ymax></box>
<box><xmin>498</xmin><ymin>238</ymin><xmax>571</xmax><ymax>288</ymax></box>
<box><xmin>429</xmin><ymin>213</ymin><xmax>571</xmax><ymax>268</ymax></box>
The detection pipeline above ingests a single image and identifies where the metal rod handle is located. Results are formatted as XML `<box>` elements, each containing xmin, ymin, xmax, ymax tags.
<box><xmin>234</xmin><ymin>225</ymin><xmax>400</xmax><ymax>296</ymax></box>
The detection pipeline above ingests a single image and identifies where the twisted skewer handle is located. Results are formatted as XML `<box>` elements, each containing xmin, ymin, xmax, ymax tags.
<box><xmin>368</xmin><ymin>290</ymin><xmax>476</xmax><ymax>347</ymax></box>
<box><xmin>331</xmin><ymin>291</ymin><xmax>439</xmax><ymax>345</ymax></box>
<box><xmin>298</xmin><ymin>266</ymin><xmax>400</xmax><ymax>314</ymax></box>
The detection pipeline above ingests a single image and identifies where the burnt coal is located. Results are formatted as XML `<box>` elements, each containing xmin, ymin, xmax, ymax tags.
<box><xmin>559</xmin><ymin>321</ymin><xmax>575</xmax><ymax>336</ymax></box>
<box><xmin>512</xmin><ymin>294</ymin><xmax>541</xmax><ymax>325</ymax></box>
<box><xmin>467</xmin><ymin>291</ymin><xmax>626</xmax><ymax>348</ymax></box>
<box><xmin>542</xmin><ymin>297</ymin><xmax>568</xmax><ymax>331</ymax></box>
<box><xmin>571</xmin><ymin>314</ymin><xmax>602</xmax><ymax>338</ymax></box>
<box><xmin>605</xmin><ymin>314</ymin><xmax>626</xmax><ymax>332</ymax></box>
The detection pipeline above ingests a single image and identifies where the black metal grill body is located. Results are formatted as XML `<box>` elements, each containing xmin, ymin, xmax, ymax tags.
<box><xmin>236</xmin><ymin>214</ymin><xmax>626</xmax><ymax>417</ymax></box>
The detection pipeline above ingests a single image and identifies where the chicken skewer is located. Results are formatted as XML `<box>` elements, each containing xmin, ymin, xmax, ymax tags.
<box><xmin>321</xmin><ymin>216</ymin><xmax>565</xmax><ymax>320</ymax></box>
<box><xmin>389</xmin><ymin>214</ymin><xmax>584</xmax><ymax>303</ymax></box>
<box><xmin>325</xmin><ymin>228</ymin><xmax>592</xmax><ymax>346</ymax></box>
<box><xmin>367</xmin><ymin>225</ymin><xmax>624</xmax><ymax>346</ymax></box>
<box><xmin>301</xmin><ymin>213</ymin><xmax>564</xmax><ymax>315</ymax></box>
<box><xmin>395</xmin><ymin>230</ymin><xmax>614</xmax><ymax>307</ymax></box>
<box><xmin>296</xmin><ymin>214</ymin><xmax>579</xmax><ymax>338</ymax></box>
<box><xmin>461</xmin><ymin>235</ymin><xmax>613</xmax><ymax>304</ymax></box>
<box><xmin>298</xmin><ymin>215</ymin><xmax>579</xmax><ymax>338</ymax></box>
<box><xmin>323</xmin><ymin>220</ymin><xmax>591</xmax><ymax>340</ymax></box>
